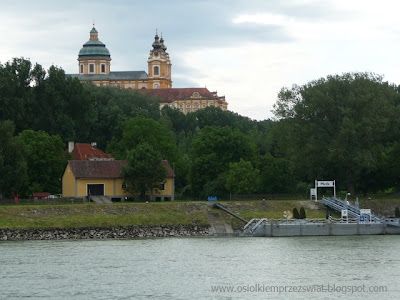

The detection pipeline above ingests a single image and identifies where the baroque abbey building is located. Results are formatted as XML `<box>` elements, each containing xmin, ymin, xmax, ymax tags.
<box><xmin>70</xmin><ymin>27</ymin><xmax>228</xmax><ymax>113</ymax></box>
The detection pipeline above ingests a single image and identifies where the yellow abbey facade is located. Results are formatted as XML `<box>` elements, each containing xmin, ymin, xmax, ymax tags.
<box><xmin>70</xmin><ymin>27</ymin><xmax>228</xmax><ymax>113</ymax></box>
<box><xmin>72</xmin><ymin>27</ymin><xmax>171</xmax><ymax>89</ymax></box>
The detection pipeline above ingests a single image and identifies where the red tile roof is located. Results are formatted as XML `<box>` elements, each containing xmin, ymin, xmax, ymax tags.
<box><xmin>69</xmin><ymin>160</ymin><xmax>174</xmax><ymax>179</ymax></box>
<box><xmin>72</xmin><ymin>143</ymin><xmax>113</xmax><ymax>160</ymax></box>
<box><xmin>69</xmin><ymin>160</ymin><xmax>126</xmax><ymax>178</ymax></box>
<box><xmin>142</xmin><ymin>88</ymin><xmax>224</xmax><ymax>104</ymax></box>
<box><xmin>162</xmin><ymin>160</ymin><xmax>175</xmax><ymax>178</ymax></box>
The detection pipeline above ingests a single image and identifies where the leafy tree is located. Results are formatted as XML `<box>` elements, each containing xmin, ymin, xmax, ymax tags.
<box><xmin>259</xmin><ymin>154</ymin><xmax>295</xmax><ymax>194</ymax></box>
<box><xmin>273</xmin><ymin>73</ymin><xmax>400</xmax><ymax>194</ymax></box>
<box><xmin>161</xmin><ymin>106</ymin><xmax>190</xmax><ymax>134</ymax></box>
<box><xmin>225</xmin><ymin>159</ymin><xmax>260</xmax><ymax>195</ymax></box>
<box><xmin>0</xmin><ymin>58</ymin><xmax>35</xmax><ymax>132</ymax></box>
<box><xmin>190</xmin><ymin>126</ymin><xmax>257</xmax><ymax>197</ymax></box>
<box><xmin>123</xmin><ymin>143</ymin><xmax>166</xmax><ymax>200</ymax></box>
<box><xmin>192</xmin><ymin>107</ymin><xmax>257</xmax><ymax>133</ymax></box>
<box><xmin>0</xmin><ymin>121</ymin><xmax>27</xmax><ymax>198</ymax></box>
<box><xmin>86</xmin><ymin>85</ymin><xmax>160</xmax><ymax>148</ymax></box>
<box><xmin>31</xmin><ymin>66</ymin><xmax>93</xmax><ymax>141</ymax></box>
<box><xmin>109</xmin><ymin>116</ymin><xmax>177</xmax><ymax>163</ymax></box>
<box><xmin>17</xmin><ymin>130</ymin><xmax>67</xmax><ymax>195</ymax></box>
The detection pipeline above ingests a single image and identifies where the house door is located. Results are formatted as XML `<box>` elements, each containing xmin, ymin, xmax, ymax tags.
<box><xmin>87</xmin><ymin>184</ymin><xmax>104</xmax><ymax>196</ymax></box>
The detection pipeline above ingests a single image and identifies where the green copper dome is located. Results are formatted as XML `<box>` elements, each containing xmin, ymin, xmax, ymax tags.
<box><xmin>78</xmin><ymin>27</ymin><xmax>110</xmax><ymax>58</ymax></box>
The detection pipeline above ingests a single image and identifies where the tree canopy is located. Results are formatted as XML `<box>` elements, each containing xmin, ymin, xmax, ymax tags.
<box><xmin>2</xmin><ymin>57</ymin><xmax>400</xmax><ymax>198</ymax></box>
<box><xmin>273</xmin><ymin>73</ymin><xmax>400</xmax><ymax>193</ymax></box>
<box><xmin>0</xmin><ymin>121</ymin><xmax>27</xmax><ymax>198</ymax></box>
<box><xmin>17</xmin><ymin>130</ymin><xmax>67</xmax><ymax>195</ymax></box>
<box><xmin>123</xmin><ymin>143</ymin><xmax>167</xmax><ymax>199</ymax></box>
<box><xmin>190</xmin><ymin>126</ymin><xmax>257</xmax><ymax>197</ymax></box>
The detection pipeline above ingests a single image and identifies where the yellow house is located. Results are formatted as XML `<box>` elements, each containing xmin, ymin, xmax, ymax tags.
<box><xmin>62</xmin><ymin>160</ymin><xmax>175</xmax><ymax>201</ymax></box>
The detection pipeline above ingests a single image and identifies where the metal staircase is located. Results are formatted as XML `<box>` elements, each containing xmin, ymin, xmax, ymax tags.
<box><xmin>320</xmin><ymin>197</ymin><xmax>381</xmax><ymax>222</ymax></box>
<box><xmin>212</xmin><ymin>203</ymin><xmax>249</xmax><ymax>224</ymax></box>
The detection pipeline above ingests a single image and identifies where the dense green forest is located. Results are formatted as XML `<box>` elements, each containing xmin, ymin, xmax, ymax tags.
<box><xmin>1</xmin><ymin>58</ymin><xmax>400</xmax><ymax>199</ymax></box>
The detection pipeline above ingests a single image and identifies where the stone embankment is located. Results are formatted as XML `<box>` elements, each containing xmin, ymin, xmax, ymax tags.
<box><xmin>0</xmin><ymin>225</ymin><xmax>210</xmax><ymax>241</ymax></box>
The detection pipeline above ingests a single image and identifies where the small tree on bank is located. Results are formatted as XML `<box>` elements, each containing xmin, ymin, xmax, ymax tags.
<box><xmin>395</xmin><ymin>207</ymin><xmax>400</xmax><ymax>218</ymax></box>
<box><xmin>299</xmin><ymin>207</ymin><xmax>306</xmax><ymax>219</ymax></box>
<box><xmin>123</xmin><ymin>143</ymin><xmax>166</xmax><ymax>200</ymax></box>
<box><xmin>292</xmin><ymin>208</ymin><xmax>300</xmax><ymax>219</ymax></box>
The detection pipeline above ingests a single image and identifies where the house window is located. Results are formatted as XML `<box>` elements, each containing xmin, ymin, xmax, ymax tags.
<box><xmin>89</xmin><ymin>63</ymin><xmax>95</xmax><ymax>74</ymax></box>
<box><xmin>80</xmin><ymin>64</ymin><xmax>84</xmax><ymax>74</ymax></box>
<box><xmin>101</xmin><ymin>64</ymin><xmax>106</xmax><ymax>73</ymax></box>
<box><xmin>153</xmin><ymin>65</ymin><xmax>160</xmax><ymax>76</ymax></box>
<box><xmin>159</xmin><ymin>183</ymin><xmax>165</xmax><ymax>190</ymax></box>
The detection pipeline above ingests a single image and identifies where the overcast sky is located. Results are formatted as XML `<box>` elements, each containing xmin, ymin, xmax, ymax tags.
<box><xmin>1</xmin><ymin>0</ymin><xmax>400</xmax><ymax>120</ymax></box>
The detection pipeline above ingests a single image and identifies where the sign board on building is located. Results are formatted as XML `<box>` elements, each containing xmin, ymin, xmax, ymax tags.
<box><xmin>341</xmin><ymin>209</ymin><xmax>348</xmax><ymax>217</ymax></box>
<box><xmin>317</xmin><ymin>181</ymin><xmax>335</xmax><ymax>187</ymax></box>
<box><xmin>312</xmin><ymin>180</ymin><xmax>336</xmax><ymax>200</ymax></box>
<box><xmin>360</xmin><ymin>209</ymin><xmax>371</xmax><ymax>215</ymax></box>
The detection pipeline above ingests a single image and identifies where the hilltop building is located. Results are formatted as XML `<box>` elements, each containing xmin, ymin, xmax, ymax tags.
<box><xmin>69</xmin><ymin>26</ymin><xmax>228</xmax><ymax>114</ymax></box>
<box><xmin>143</xmin><ymin>88</ymin><xmax>227</xmax><ymax>114</ymax></box>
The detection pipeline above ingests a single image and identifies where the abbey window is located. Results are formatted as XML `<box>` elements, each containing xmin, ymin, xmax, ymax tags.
<box><xmin>89</xmin><ymin>63</ymin><xmax>95</xmax><ymax>74</ymax></box>
<box><xmin>153</xmin><ymin>65</ymin><xmax>160</xmax><ymax>76</ymax></box>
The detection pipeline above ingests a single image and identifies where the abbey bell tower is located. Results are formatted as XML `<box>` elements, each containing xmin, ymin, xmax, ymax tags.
<box><xmin>147</xmin><ymin>32</ymin><xmax>172</xmax><ymax>89</ymax></box>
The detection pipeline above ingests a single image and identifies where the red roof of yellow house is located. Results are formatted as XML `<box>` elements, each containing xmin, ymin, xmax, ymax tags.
<box><xmin>162</xmin><ymin>160</ymin><xmax>175</xmax><ymax>178</ymax></box>
<box><xmin>72</xmin><ymin>143</ymin><xmax>113</xmax><ymax>160</ymax></box>
<box><xmin>68</xmin><ymin>160</ymin><xmax>175</xmax><ymax>179</ymax></box>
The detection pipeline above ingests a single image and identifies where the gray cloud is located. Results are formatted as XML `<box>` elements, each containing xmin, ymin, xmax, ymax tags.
<box><xmin>0</xmin><ymin>0</ymin><xmax>358</xmax><ymax>119</ymax></box>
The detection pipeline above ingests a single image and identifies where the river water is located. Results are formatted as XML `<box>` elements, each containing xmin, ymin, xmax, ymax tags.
<box><xmin>0</xmin><ymin>236</ymin><xmax>399</xmax><ymax>299</ymax></box>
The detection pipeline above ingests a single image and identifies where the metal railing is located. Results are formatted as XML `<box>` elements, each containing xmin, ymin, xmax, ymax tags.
<box><xmin>320</xmin><ymin>197</ymin><xmax>382</xmax><ymax>222</ymax></box>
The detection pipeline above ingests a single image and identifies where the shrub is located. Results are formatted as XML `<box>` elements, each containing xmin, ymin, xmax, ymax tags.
<box><xmin>299</xmin><ymin>207</ymin><xmax>306</xmax><ymax>219</ymax></box>
<box><xmin>292</xmin><ymin>207</ymin><xmax>300</xmax><ymax>219</ymax></box>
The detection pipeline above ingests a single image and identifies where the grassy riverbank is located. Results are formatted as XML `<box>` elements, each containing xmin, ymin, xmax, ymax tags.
<box><xmin>0</xmin><ymin>202</ymin><xmax>209</xmax><ymax>229</ymax></box>
<box><xmin>0</xmin><ymin>198</ymin><xmax>399</xmax><ymax>230</ymax></box>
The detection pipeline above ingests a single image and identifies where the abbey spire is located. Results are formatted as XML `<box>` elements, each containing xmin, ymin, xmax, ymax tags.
<box><xmin>147</xmin><ymin>31</ymin><xmax>172</xmax><ymax>88</ymax></box>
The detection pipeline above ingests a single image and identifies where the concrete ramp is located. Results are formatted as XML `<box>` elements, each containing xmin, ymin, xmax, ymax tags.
<box><xmin>90</xmin><ymin>196</ymin><xmax>112</xmax><ymax>204</ymax></box>
<box><xmin>207</xmin><ymin>211</ymin><xmax>234</xmax><ymax>236</ymax></box>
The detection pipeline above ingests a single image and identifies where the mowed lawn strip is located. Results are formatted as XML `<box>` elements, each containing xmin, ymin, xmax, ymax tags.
<box><xmin>0</xmin><ymin>202</ymin><xmax>209</xmax><ymax>229</ymax></box>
